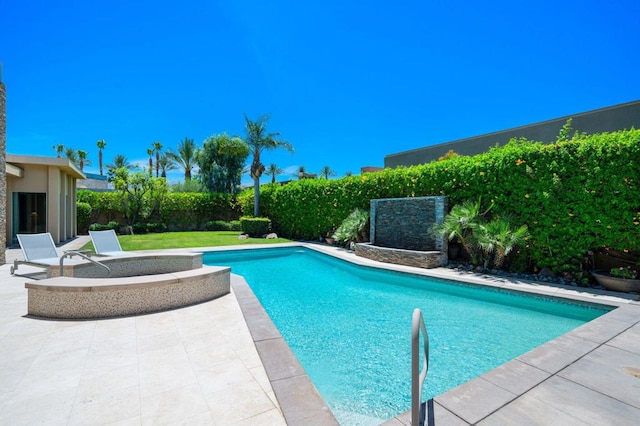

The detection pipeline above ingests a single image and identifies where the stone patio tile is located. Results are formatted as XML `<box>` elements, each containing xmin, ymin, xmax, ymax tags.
<box><xmin>567</xmin><ymin>312</ymin><xmax>633</xmax><ymax>344</ymax></box>
<box><xmin>204</xmin><ymin>381</ymin><xmax>280</xmax><ymax>425</ymax></box>
<box><xmin>484</xmin><ymin>375</ymin><xmax>640</xmax><ymax>425</ymax></box>
<box><xmin>517</xmin><ymin>333</ymin><xmax>598</xmax><ymax>374</ymax></box>
<box><xmin>0</xmin><ymin>388</ymin><xmax>77</xmax><ymax>425</ymax></box>
<box><xmin>600</xmin><ymin>305</ymin><xmax>640</xmax><ymax>324</ymax></box>
<box><xmin>480</xmin><ymin>358</ymin><xmax>551</xmax><ymax>395</ymax></box>
<box><xmin>134</xmin><ymin>311</ymin><xmax>178</xmax><ymax>337</ymax></box>
<box><xmin>559</xmin><ymin>344</ymin><xmax>640</xmax><ymax>409</ymax></box>
<box><xmin>140</xmin><ymin>383</ymin><xmax>211</xmax><ymax>425</ymax></box>
<box><xmin>269</xmin><ymin>375</ymin><xmax>338</xmax><ymax>425</ymax></box>
<box><xmin>105</xmin><ymin>415</ymin><xmax>141</xmax><ymax>426</ymax></box>
<box><xmin>232</xmin><ymin>408</ymin><xmax>287</xmax><ymax>426</ymax></box>
<box><xmin>434</xmin><ymin>376</ymin><xmax>516</xmax><ymax>424</ymax></box>
<box><xmin>383</xmin><ymin>400</ymin><xmax>470</xmax><ymax>426</ymax></box>
<box><xmin>605</xmin><ymin>322</ymin><xmax>640</xmax><ymax>355</ymax></box>
<box><xmin>0</xmin><ymin>355</ymin><xmax>35</xmax><ymax>395</ymax></box>
<box><xmin>14</xmin><ymin>347</ymin><xmax>88</xmax><ymax>398</ymax></box>
<box><xmin>193</xmin><ymin>358</ymin><xmax>256</xmax><ymax>395</ymax></box>
<box><xmin>255</xmin><ymin>338</ymin><xmax>307</xmax><ymax>381</ymax></box>
<box><xmin>137</xmin><ymin>344</ymin><xmax>198</xmax><ymax>398</ymax></box>
<box><xmin>68</xmin><ymin>385</ymin><xmax>140</xmax><ymax>426</ymax></box>
<box><xmin>478</xmin><ymin>389</ymin><xmax>583</xmax><ymax>425</ymax></box>
<box><xmin>76</xmin><ymin>361</ymin><xmax>139</xmax><ymax>399</ymax></box>
<box><xmin>242</xmin><ymin>312</ymin><xmax>283</xmax><ymax>341</ymax></box>
<box><xmin>136</xmin><ymin>328</ymin><xmax>182</xmax><ymax>354</ymax></box>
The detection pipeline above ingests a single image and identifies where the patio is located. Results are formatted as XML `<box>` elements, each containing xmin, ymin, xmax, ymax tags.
<box><xmin>2</xmin><ymin>238</ymin><xmax>640</xmax><ymax>425</ymax></box>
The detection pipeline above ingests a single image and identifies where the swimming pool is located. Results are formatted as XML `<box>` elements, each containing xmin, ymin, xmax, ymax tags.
<box><xmin>204</xmin><ymin>247</ymin><xmax>610</xmax><ymax>425</ymax></box>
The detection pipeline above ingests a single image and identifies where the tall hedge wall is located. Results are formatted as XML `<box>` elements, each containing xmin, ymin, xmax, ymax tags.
<box><xmin>78</xmin><ymin>191</ymin><xmax>241</xmax><ymax>231</ymax></box>
<box><xmin>239</xmin><ymin>129</ymin><xmax>640</xmax><ymax>271</ymax></box>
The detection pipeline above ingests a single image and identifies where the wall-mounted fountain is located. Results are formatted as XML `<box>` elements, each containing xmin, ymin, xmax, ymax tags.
<box><xmin>355</xmin><ymin>196</ymin><xmax>448</xmax><ymax>268</ymax></box>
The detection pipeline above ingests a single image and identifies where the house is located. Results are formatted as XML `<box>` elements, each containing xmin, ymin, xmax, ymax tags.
<box><xmin>5</xmin><ymin>154</ymin><xmax>85</xmax><ymax>245</ymax></box>
<box><xmin>77</xmin><ymin>172</ymin><xmax>110</xmax><ymax>190</ymax></box>
<box><xmin>385</xmin><ymin>100</ymin><xmax>640</xmax><ymax>167</ymax></box>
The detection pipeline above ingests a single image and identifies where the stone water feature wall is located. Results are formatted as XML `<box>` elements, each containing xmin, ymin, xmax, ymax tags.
<box><xmin>355</xmin><ymin>196</ymin><xmax>448</xmax><ymax>268</ymax></box>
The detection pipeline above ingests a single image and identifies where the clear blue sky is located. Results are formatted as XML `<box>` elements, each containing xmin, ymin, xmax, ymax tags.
<box><xmin>2</xmin><ymin>0</ymin><xmax>639</xmax><ymax>185</ymax></box>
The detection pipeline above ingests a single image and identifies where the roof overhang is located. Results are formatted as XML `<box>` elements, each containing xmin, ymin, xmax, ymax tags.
<box><xmin>6</xmin><ymin>154</ymin><xmax>86</xmax><ymax>179</ymax></box>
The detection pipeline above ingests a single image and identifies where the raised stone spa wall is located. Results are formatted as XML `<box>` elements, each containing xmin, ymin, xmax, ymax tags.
<box><xmin>50</xmin><ymin>252</ymin><xmax>203</xmax><ymax>278</ymax></box>
<box><xmin>355</xmin><ymin>244</ymin><xmax>444</xmax><ymax>269</ymax></box>
<box><xmin>26</xmin><ymin>266</ymin><xmax>230</xmax><ymax>319</ymax></box>
<box><xmin>357</xmin><ymin>196</ymin><xmax>448</xmax><ymax>268</ymax></box>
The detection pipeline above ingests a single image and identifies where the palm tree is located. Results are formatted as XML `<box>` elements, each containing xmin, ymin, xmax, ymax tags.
<box><xmin>296</xmin><ymin>165</ymin><xmax>306</xmax><ymax>180</ymax></box>
<box><xmin>244</xmin><ymin>113</ymin><xmax>293</xmax><ymax>216</ymax></box>
<box><xmin>52</xmin><ymin>144</ymin><xmax>64</xmax><ymax>157</ymax></box>
<box><xmin>106</xmin><ymin>154</ymin><xmax>132</xmax><ymax>173</ymax></box>
<box><xmin>476</xmin><ymin>218</ymin><xmax>529</xmax><ymax>269</ymax></box>
<box><xmin>166</xmin><ymin>137</ymin><xmax>198</xmax><ymax>181</ymax></box>
<box><xmin>146</xmin><ymin>147</ymin><xmax>154</xmax><ymax>176</ymax></box>
<box><xmin>1</xmin><ymin>76</ymin><xmax>7</xmax><ymax>264</ymax></box>
<box><xmin>265</xmin><ymin>163</ymin><xmax>283</xmax><ymax>183</ymax></box>
<box><xmin>96</xmin><ymin>139</ymin><xmax>107</xmax><ymax>175</ymax></box>
<box><xmin>319</xmin><ymin>165</ymin><xmax>336</xmax><ymax>179</ymax></box>
<box><xmin>152</xmin><ymin>141</ymin><xmax>163</xmax><ymax>177</ymax></box>
<box><xmin>158</xmin><ymin>152</ymin><xmax>177</xmax><ymax>178</ymax></box>
<box><xmin>431</xmin><ymin>199</ymin><xmax>487</xmax><ymax>261</ymax></box>
<box><xmin>77</xmin><ymin>150</ymin><xmax>91</xmax><ymax>172</ymax></box>
<box><xmin>65</xmin><ymin>147</ymin><xmax>77</xmax><ymax>165</ymax></box>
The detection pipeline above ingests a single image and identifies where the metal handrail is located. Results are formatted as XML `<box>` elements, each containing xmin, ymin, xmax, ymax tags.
<box><xmin>412</xmin><ymin>308</ymin><xmax>429</xmax><ymax>426</ymax></box>
<box><xmin>59</xmin><ymin>251</ymin><xmax>111</xmax><ymax>277</ymax></box>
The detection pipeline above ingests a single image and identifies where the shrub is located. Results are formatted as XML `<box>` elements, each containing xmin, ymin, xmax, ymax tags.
<box><xmin>79</xmin><ymin>190</ymin><xmax>242</xmax><ymax>231</ymax></box>
<box><xmin>332</xmin><ymin>208</ymin><xmax>370</xmax><ymax>248</ymax></box>
<box><xmin>88</xmin><ymin>221</ymin><xmax>119</xmax><ymax>232</ymax></box>
<box><xmin>206</xmin><ymin>220</ymin><xmax>234</xmax><ymax>231</ymax></box>
<box><xmin>246</xmin><ymin>129</ymin><xmax>640</xmax><ymax>273</ymax></box>
<box><xmin>77</xmin><ymin>202</ymin><xmax>92</xmax><ymax>232</ymax></box>
<box><xmin>240</xmin><ymin>217</ymin><xmax>271</xmax><ymax>236</ymax></box>
<box><xmin>132</xmin><ymin>223</ymin><xmax>148</xmax><ymax>234</ymax></box>
<box><xmin>146</xmin><ymin>222</ymin><xmax>167</xmax><ymax>233</ymax></box>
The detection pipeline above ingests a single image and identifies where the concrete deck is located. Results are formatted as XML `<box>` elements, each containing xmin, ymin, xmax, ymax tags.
<box><xmin>1</xmin><ymin>237</ymin><xmax>286</xmax><ymax>425</ymax></box>
<box><xmin>3</xmin><ymin>238</ymin><xmax>640</xmax><ymax>425</ymax></box>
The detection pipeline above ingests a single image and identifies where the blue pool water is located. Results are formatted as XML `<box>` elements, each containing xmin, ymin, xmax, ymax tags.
<box><xmin>203</xmin><ymin>247</ymin><xmax>610</xmax><ymax>425</ymax></box>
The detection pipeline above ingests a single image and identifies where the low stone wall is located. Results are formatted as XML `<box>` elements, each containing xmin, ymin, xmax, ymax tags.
<box><xmin>26</xmin><ymin>266</ymin><xmax>230</xmax><ymax>319</ymax></box>
<box><xmin>50</xmin><ymin>252</ymin><xmax>203</xmax><ymax>278</ymax></box>
<box><xmin>355</xmin><ymin>243</ymin><xmax>446</xmax><ymax>269</ymax></box>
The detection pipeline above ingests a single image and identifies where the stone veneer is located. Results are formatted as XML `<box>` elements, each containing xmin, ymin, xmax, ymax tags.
<box><xmin>50</xmin><ymin>252</ymin><xmax>203</xmax><ymax>278</ymax></box>
<box><xmin>356</xmin><ymin>196</ymin><xmax>448</xmax><ymax>268</ymax></box>
<box><xmin>355</xmin><ymin>243</ymin><xmax>444</xmax><ymax>269</ymax></box>
<box><xmin>26</xmin><ymin>266</ymin><xmax>230</xmax><ymax>319</ymax></box>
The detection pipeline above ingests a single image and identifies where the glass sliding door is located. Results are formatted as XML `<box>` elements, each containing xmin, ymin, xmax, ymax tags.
<box><xmin>12</xmin><ymin>192</ymin><xmax>47</xmax><ymax>243</ymax></box>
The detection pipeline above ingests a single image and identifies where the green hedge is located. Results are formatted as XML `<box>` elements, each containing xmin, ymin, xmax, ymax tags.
<box><xmin>78</xmin><ymin>191</ymin><xmax>242</xmax><ymax>231</ymax></box>
<box><xmin>240</xmin><ymin>217</ymin><xmax>272</xmax><ymax>236</ymax></box>
<box><xmin>239</xmin><ymin>129</ymin><xmax>640</xmax><ymax>271</ymax></box>
<box><xmin>76</xmin><ymin>202</ymin><xmax>92</xmax><ymax>233</ymax></box>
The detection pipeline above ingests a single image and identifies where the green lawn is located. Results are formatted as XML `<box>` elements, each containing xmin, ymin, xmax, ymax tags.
<box><xmin>81</xmin><ymin>231</ymin><xmax>292</xmax><ymax>252</ymax></box>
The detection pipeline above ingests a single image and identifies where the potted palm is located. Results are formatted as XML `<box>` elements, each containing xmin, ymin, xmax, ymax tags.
<box><xmin>592</xmin><ymin>266</ymin><xmax>640</xmax><ymax>293</ymax></box>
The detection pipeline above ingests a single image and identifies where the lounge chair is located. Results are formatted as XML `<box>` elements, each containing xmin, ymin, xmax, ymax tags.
<box><xmin>89</xmin><ymin>229</ymin><xmax>130</xmax><ymax>256</ymax></box>
<box><xmin>11</xmin><ymin>233</ymin><xmax>85</xmax><ymax>275</ymax></box>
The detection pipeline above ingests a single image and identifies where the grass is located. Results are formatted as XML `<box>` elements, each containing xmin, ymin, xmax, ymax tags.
<box><xmin>81</xmin><ymin>231</ymin><xmax>292</xmax><ymax>252</ymax></box>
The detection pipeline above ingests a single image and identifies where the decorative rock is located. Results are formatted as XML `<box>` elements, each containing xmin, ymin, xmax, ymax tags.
<box><xmin>238</xmin><ymin>234</ymin><xmax>249</xmax><ymax>240</ymax></box>
<box><xmin>265</xmin><ymin>233</ymin><xmax>278</xmax><ymax>239</ymax></box>
<box><xmin>538</xmin><ymin>267</ymin><xmax>555</xmax><ymax>277</ymax></box>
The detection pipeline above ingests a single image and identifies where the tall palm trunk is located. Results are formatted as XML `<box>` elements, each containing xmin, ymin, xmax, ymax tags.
<box><xmin>253</xmin><ymin>178</ymin><xmax>260</xmax><ymax>217</ymax></box>
<box><xmin>0</xmin><ymin>72</ymin><xmax>7</xmax><ymax>264</ymax></box>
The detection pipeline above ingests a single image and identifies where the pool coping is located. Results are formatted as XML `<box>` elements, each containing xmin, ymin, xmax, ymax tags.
<box><xmin>202</xmin><ymin>243</ymin><xmax>640</xmax><ymax>425</ymax></box>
